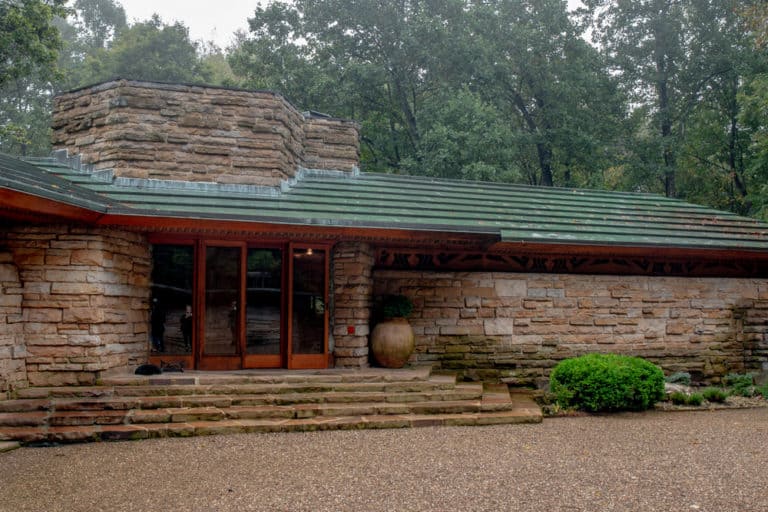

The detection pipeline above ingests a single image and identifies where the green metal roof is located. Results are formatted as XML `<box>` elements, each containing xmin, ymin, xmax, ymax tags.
<box><xmin>0</xmin><ymin>153</ymin><xmax>112</xmax><ymax>212</ymax></box>
<box><xmin>4</xmin><ymin>152</ymin><xmax>768</xmax><ymax>252</ymax></box>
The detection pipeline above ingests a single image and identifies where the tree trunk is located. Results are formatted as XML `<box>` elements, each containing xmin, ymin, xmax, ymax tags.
<box><xmin>509</xmin><ymin>88</ymin><xmax>554</xmax><ymax>187</ymax></box>
<box><xmin>654</xmin><ymin>11</ymin><xmax>676</xmax><ymax>198</ymax></box>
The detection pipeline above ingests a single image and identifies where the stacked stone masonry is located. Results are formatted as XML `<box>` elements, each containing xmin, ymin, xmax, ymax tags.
<box><xmin>1</xmin><ymin>226</ymin><xmax>150</xmax><ymax>387</ymax></box>
<box><xmin>374</xmin><ymin>270</ymin><xmax>768</xmax><ymax>384</ymax></box>
<box><xmin>332</xmin><ymin>242</ymin><xmax>374</xmax><ymax>367</ymax></box>
<box><xmin>52</xmin><ymin>80</ymin><xmax>360</xmax><ymax>186</ymax></box>
<box><xmin>0</xmin><ymin>251</ymin><xmax>25</xmax><ymax>395</ymax></box>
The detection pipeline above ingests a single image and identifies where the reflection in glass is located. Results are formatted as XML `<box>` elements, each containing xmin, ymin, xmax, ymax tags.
<box><xmin>205</xmin><ymin>246</ymin><xmax>240</xmax><ymax>356</ymax></box>
<box><xmin>292</xmin><ymin>248</ymin><xmax>326</xmax><ymax>355</ymax></box>
<box><xmin>150</xmin><ymin>245</ymin><xmax>194</xmax><ymax>355</ymax></box>
<box><xmin>246</xmin><ymin>249</ymin><xmax>282</xmax><ymax>355</ymax></box>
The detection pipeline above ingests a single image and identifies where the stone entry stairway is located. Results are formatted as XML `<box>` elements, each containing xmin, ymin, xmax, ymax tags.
<box><xmin>0</xmin><ymin>367</ymin><xmax>541</xmax><ymax>444</ymax></box>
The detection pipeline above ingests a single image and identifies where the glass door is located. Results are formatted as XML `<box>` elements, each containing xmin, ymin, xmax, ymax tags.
<box><xmin>154</xmin><ymin>239</ymin><xmax>329</xmax><ymax>370</ymax></box>
<box><xmin>288</xmin><ymin>245</ymin><xmax>329</xmax><ymax>369</ymax></box>
<box><xmin>243</xmin><ymin>247</ymin><xmax>283</xmax><ymax>368</ymax></box>
<box><xmin>149</xmin><ymin>243</ymin><xmax>195</xmax><ymax>369</ymax></box>
<box><xmin>200</xmin><ymin>244</ymin><xmax>243</xmax><ymax>370</ymax></box>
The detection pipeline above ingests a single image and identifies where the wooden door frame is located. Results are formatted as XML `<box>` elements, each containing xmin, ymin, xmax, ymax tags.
<box><xmin>287</xmin><ymin>243</ymin><xmax>331</xmax><ymax>369</ymax></box>
<box><xmin>241</xmin><ymin>243</ymin><xmax>285</xmax><ymax>369</ymax></box>
<box><xmin>197</xmin><ymin>240</ymin><xmax>245</xmax><ymax>371</ymax></box>
<box><xmin>147</xmin><ymin>235</ymin><xmax>333</xmax><ymax>370</ymax></box>
<box><xmin>146</xmin><ymin>236</ymin><xmax>196</xmax><ymax>370</ymax></box>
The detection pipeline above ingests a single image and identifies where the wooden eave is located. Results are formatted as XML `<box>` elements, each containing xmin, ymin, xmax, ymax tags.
<box><xmin>95</xmin><ymin>212</ymin><xmax>497</xmax><ymax>249</ymax></box>
<box><xmin>0</xmin><ymin>187</ymin><xmax>104</xmax><ymax>223</ymax></box>
<box><xmin>488</xmin><ymin>240</ymin><xmax>768</xmax><ymax>262</ymax></box>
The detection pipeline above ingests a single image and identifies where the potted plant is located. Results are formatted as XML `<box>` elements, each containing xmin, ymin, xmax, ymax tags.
<box><xmin>370</xmin><ymin>294</ymin><xmax>415</xmax><ymax>368</ymax></box>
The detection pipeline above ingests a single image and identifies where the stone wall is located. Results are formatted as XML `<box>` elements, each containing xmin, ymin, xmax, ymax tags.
<box><xmin>4</xmin><ymin>225</ymin><xmax>150</xmax><ymax>386</ymax></box>
<box><xmin>0</xmin><ymin>251</ymin><xmax>26</xmax><ymax>395</ymax></box>
<box><xmin>374</xmin><ymin>270</ymin><xmax>768</xmax><ymax>384</ymax></box>
<box><xmin>332</xmin><ymin>242</ymin><xmax>374</xmax><ymax>367</ymax></box>
<box><xmin>303</xmin><ymin>117</ymin><xmax>361</xmax><ymax>171</ymax></box>
<box><xmin>52</xmin><ymin>80</ymin><xmax>359</xmax><ymax>186</ymax></box>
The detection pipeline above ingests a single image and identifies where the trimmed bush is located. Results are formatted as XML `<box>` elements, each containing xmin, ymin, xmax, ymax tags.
<box><xmin>669</xmin><ymin>391</ymin><xmax>689</xmax><ymax>405</ymax></box>
<box><xmin>686</xmin><ymin>393</ymin><xmax>704</xmax><ymax>406</ymax></box>
<box><xmin>702</xmin><ymin>387</ymin><xmax>728</xmax><ymax>403</ymax></box>
<box><xmin>724</xmin><ymin>373</ymin><xmax>755</xmax><ymax>397</ymax></box>
<box><xmin>550</xmin><ymin>354</ymin><xmax>665</xmax><ymax>412</ymax></box>
<box><xmin>665</xmin><ymin>372</ymin><xmax>692</xmax><ymax>386</ymax></box>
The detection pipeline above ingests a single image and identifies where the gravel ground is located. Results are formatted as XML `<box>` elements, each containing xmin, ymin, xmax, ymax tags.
<box><xmin>1</xmin><ymin>408</ymin><xmax>767</xmax><ymax>512</ymax></box>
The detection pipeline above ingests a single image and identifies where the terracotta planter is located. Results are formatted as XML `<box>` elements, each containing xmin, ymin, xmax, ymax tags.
<box><xmin>370</xmin><ymin>317</ymin><xmax>415</xmax><ymax>368</ymax></box>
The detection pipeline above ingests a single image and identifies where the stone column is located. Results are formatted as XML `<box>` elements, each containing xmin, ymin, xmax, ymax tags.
<box><xmin>7</xmin><ymin>225</ymin><xmax>150</xmax><ymax>386</ymax></box>
<box><xmin>331</xmin><ymin>242</ymin><xmax>374</xmax><ymax>367</ymax></box>
<box><xmin>742</xmin><ymin>298</ymin><xmax>768</xmax><ymax>373</ymax></box>
<box><xmin>0</xmin><ymin>250</ymin><xmax>26</xmax><ymax>395</ymax></box>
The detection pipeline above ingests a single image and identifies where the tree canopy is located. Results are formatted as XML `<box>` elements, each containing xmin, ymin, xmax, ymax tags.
<box><xmin>0</xmin><ymin>0</ymin><xmax>67</xmax><ymax>87</ymax></box>
<box><xmin>2</xmin><ymin>0</ymin><xmax>768</xmax><ymax>220</ymax></box>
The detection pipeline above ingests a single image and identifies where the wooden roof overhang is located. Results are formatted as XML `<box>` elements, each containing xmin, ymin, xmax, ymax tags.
<box><xmin>0</xmin><ymin>188</ymin><xmax>104</xmax><ymax>224</ymax></box>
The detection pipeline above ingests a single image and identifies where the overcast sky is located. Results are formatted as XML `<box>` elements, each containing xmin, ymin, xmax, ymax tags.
<box><xmin>119</xmin><ymin>0</ymin><xmax>264</xmax><ymax>48</ymax></box>
<box><xmin>118</xmin><ymin>0</ymin><xmax>584</xmax><ymax>49</ymax></box>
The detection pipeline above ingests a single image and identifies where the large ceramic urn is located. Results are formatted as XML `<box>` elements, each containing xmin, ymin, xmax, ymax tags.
<box><xmin>370</xmin><ymin>317</ymin><xmax>415</xmax><ymax>368</ymax></box>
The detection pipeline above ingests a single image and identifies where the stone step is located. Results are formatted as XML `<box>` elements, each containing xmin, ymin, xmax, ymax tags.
<box><xmin>0</xmin><ymin>408</ymin><xmax>542</xmax><ymax>444</ymax></box>
<box><xmin>100</xmin><ymin>366</ymin><xmax>435</xmax><ymax>387</ymax></box>
<box><xmin>0</xmin><ymin>385</ymin><xmax>484</xmax><ymax>414</ymax></box>
<box><xmin>14</xmin><ymin>375</ymin><xmax>459</xmax><ymax>400</ymax></box>
<box><xmin>0</xmin><ymin>371</ymin><xmax>543</xmax><ymax>445</ymax></box>
<box><xmin>0</xmin><ymin>395</ymin><xmax>516</xmax><ymax>429</ymax></box>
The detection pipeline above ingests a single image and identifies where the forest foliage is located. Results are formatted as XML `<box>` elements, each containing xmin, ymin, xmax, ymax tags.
<box><xmin>2</xmin><ymin>0</ymin><xmax>768</xmax><ymax>219</ymax></box>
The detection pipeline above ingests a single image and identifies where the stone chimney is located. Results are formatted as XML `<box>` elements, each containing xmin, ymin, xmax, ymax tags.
<box><xmin>51</xmin><ymin>79</ymin><xmax>360</xmax><ymax>187</ymax></box>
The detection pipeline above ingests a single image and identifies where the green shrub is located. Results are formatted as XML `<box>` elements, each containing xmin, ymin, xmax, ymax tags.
<box><xmin>669</xmin><ymin>391</ymin><xmax>705</xmax><ymax>406</ymax></box>
<box><xmin>381</xmin><ymin>295</ymin><xmax>414</xmax><ymax>318</ymax></box>
<box><xmin>665</xmin><ymin>372</ymin><xmax>692</xmax><ymax>386</ymax></box>
<box><xmin>702</xmin><ymin>387</ymin><xmax>728</xmax><ymax>403</ymax></box>
<box><xmin>724</xmin><ymin>373</ymin><xmax>755</xmax><ymax>397</ymax></box>
<box><xmin>550</xmin><ymin>354</ymin><xmax>665</xmax><ymax>412</ymax></box>
<box><xmin>756</xmin><ymin>382</ymin><xmax>768</xmax><ymax>399</ymax></box>
<box><xmin>669</xmin><ymin>391</ymin><xmax>689</xmax><ymax>405</ymax></box>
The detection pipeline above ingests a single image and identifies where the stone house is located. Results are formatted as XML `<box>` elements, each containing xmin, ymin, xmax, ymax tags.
<box><xmin>1</xmin><ymin>78</ymin><xmax>768</xmax><ymax>391</ymax></box>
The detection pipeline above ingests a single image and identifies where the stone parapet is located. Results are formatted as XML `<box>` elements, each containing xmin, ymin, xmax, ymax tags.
<box><xmin>52</xmin><ymin>80</ymin><xmax>359</xmax><ymax>185</ymax></box>
<box><xmin>4</xmin><ymin>225</ymin><xmax>150</xmax><ymax>386</ymax></box>
<box><xmin>374</xmin><ymin>270</ymin><xmax>768</xmax><ymax>384</ymax></box>
<box><xmin>332</xmin><ymin>242</ymin><xmax>374</xmax><ymax>367</ymax></box>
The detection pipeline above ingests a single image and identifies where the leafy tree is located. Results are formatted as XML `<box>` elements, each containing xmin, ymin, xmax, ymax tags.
<box><xmin>402</xmin><ymin>88</ymin><xmax>522</xmax><ymax>182</ymax></box>
<box><xmin>55</xmin><ymin>0</ymin><xmax>126</xmax><ymax>89</ymax></box>
<box><xmin>582</xmin><ymin>0</ymin><xmax>768</xmax><ymax>211</ymax></box>
<box><xmin>742</xmin><ymin>1</ymin><xmax>768</xmax><ymax>48</ymax></box>
<box><xmin>464</xmin><ymin>0</ymin><xmax>626</xmax><ymax>187</ymax></box>
<box><xmin>70</xmin><ymin>0</ymin><xmax>126</xmax><ymax>50</ymax></box>
<box><xmin>230</xmin><ymin>0</ymin><xmax>624</xmax><ymax>184</ymax></box>
<box><xmin>234</xmin><ymin>0</ymin><xmax>510</xmax><ymax>175</ymax></box>
<box><xmin>79</xmin><ymin>14</ymin><xmax>212</xmax><ymax>84</ymax></box>
<box><xmin>0</xmin><ymin>0</ymin><xmax>67</xmax><ymax>87</ymax></box>
<box><xmin>675</xmin><ymin>1</ymin><xmax>767</xmax><ymax>215</ymax></box>
<box><xmin>0</xmin><ymin>0</ymin><xmax>67</xmax><ymax>154</ymax></box>
<box><xmin>581</xmin><ymin>0</ymin><xmax>688</xmax><ymax>197</ymax></box>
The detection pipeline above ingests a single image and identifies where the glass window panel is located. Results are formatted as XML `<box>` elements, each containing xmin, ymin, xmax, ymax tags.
<box><xmin>246</xmin><ymin>248</ymin><xmax>282</xmax><ymax>355</ymax></box>
<box><xmin>150</xmin><ymin>245</ymin><xmax>194</xmax><ymax>355</ymax></box>
<box><xmin>205</xmin><ymin>246</ymin><xmax>241</xmax><ymax>356</ymax></box>
<box><xmin>292</xmin><ymin>248</ymin><xmax>326</xmax><ymax>355</ymax></box>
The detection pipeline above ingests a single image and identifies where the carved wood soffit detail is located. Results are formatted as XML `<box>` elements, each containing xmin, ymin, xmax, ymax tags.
<box><xmin>375</xmin><ymin>248</ymin><xmax>768</xmax><ymax>277</ymax></box>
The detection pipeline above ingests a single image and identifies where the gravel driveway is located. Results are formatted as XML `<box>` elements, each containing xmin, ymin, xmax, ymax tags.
<box><xmin>1</xmin><ymin>408</ymin><xmax>766</xmax><ymax>512</ymax></box>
